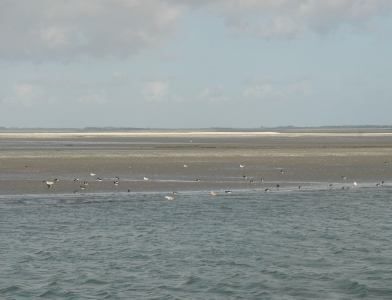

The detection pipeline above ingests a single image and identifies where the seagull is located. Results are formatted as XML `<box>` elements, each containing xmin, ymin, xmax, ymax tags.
<box><xmin>90</xmin><ymin>173</ymin><xmax>96</xmax><ymax>177</ymax></box>
<box><xmin>210</xmin><ymin>191</ymin><xmax>218</xmax><ymax>196</ymax></box>
<box><xmin>225</xmin><ymin>190</ymin><xmax>232</xmax><ymax>194</ymax></box>
<box><xmin>96</xmin><ymin>177</ymin><xmax>103</xmax><ymax>182</ymax></box>
<box><xmin>353</xmin><ymin>181</ymin><xmax>358</xmax><ymax>187</ymax></box>
<box><xmin>43</xmin><ymin>179</ymin><xmax>58</xmax><ymax>189</ymax></box>
<box><xmin>143</xmin><ymin>177</ymin><xmax>149</xmax><ymax>181</ymax></box>
<box><xmin>264</xmin><ymin>188</ymin><xmax>271</xmax><ymax>192</ymax></box>
<box><xmin>240</xmin><ymin>164</ymin><xmax>245</xmax><ymax>168</ymax></box>
<box><xmin>165</xmin><ymin>195</ymin><xmax>175</xmax><ymax>201</ymax></box>
<box><xmin>114</xmin><ymin>180</ymin><xmax>119</xmax><ymax>186</ymax></box>
<box><xmin>183</xmin><ymin>164</ymin><xmax>188</xmax><ymax>168</ymax></box>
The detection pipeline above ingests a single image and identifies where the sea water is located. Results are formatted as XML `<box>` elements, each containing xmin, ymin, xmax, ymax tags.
<box><xmin>1</xmin><ymin>188</ymin><xmax>392</xmax><ymax>299</ymax></box>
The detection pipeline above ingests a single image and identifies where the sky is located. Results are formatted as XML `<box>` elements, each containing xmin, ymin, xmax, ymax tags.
<box><xmin>0</xmin><ymin>0</ymin><xmax>391</xmax><ymax>128</ymax></box>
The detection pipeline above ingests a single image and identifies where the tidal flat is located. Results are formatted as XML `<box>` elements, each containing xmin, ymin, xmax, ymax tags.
<box><xmin>0</xmin><ymin>130</ymin><xmax>391</xmax><ymax>195</ymax></box>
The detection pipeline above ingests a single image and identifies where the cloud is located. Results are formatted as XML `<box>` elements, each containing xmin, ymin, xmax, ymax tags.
<box><xmin>78</xmin><ymin>92</ymin><xmax>107</xmax><ymax>105</ymax></box>
<box><xmin>142</xmin><ymin>80</ymin><xmax>169</xmax><ymax>102</ymax></box>
<box><xmin>243</xmin><ymin>80</ymin><xmax>312</xmax><ymax>100</ymax></box>
<box><xmin>0</xmin><ymin>1</ymin><xmax>391</xmax><ymax>62</ymax></box>
<box><xmin>200</xmin><ymin>86</ymin><xmax>229</xmax><ymax>103</ymax></box>
<box><xmin>2</xmin><ymin>83</ymin><xmax>46</xmax><ymax>107</ymax></box>
<box><xmin>175</xmin><ymin>0</ymin><xmax>392</xmax><ymax>37</ymax></box>
<box><xmin>0</xmin><ymin>0</ymin><xmax>183</xmax><ymax>60</ymax></box>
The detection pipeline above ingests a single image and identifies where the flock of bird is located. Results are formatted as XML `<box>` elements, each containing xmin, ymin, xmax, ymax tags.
<box><xmin>42</xmin><ymin>163</ymin><xmax>388</xmax><ymax>200</ymax></box>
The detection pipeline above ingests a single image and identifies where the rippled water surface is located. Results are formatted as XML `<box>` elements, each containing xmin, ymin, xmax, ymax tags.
<box><xmin>1</xmin><ymin>188</ymin><xmax>392</xmax><ymax>299</ymax></box>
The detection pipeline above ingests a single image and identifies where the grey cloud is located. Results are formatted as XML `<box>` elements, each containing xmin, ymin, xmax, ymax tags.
<box><xmin>1</xmin><ymin>0</ymin><xmax>391</xmax><ymax>62</ymax></box>
<box><xmin>173</xmin><ymin>0</ymin><xmax>392</xmax><ymax>37</ymax></box>
<box><xmin>0</xmin><ymin>0</ymin><xmax>182</xmax><ymax>60</ymax></box>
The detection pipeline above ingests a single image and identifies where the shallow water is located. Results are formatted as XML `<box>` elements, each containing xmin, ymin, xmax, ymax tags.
<box><xmin>1</xmin><ymin>188</ymin><xmax>392</xmax><ymax>299</ymax></box>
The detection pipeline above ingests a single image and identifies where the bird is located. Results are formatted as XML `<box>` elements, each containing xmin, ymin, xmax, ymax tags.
<box><xmin>80</xmin><ymin>181</ymin><xmax>88</xmax><ymax>190</ymax></box>
<box><xmin>240</xmin><ymin>164</ymin><xmax>245</xmax><ymax>168</ymax></box>
<box><xmin>143</xmin><ymin>177</ymin><xmax>149</xmax><ymax>181</ymax></box>
<box><xmin>96</xmin><ymin>177</ymin><xmax>103</xmax><ymax>182</ymax></box>
<box><xmin>114</xmin><ymin>180</ymin><xmax>119</xmax><ymax>186</ymax></box>
<box><xmin>183</xmin><ymin>164</ymin><xmax>188</xmax><ymax>168</ymax></box>
<box><xmin>264</xmin><ymin>188</ymin><xmax>271</xmax><ymax>192</ymax></box>
<box><xmin>225</xmin><ymin>190</ymin><xmax>232</xmax><ymax>194</ymax></box>
<box><xmin>43</xmin><ymin>178</ymin><xmax>58</xmax><ymax>189</ymax></box>
<box><xmin>165</xmin><ymin>195</ymin><xmax>175</xmax><ymax>201</ymax></box>
<box><xmin>210</xmin><ymin>191</ymin><xmax>218</xmax><ymax>196</ymax></box>
<box><xmin>90</xmin><ymin>173</ymin><xmax>96</xmax><ymax>177</ymax></box>
<box><xmin>353</xmin><ymin>181</ymin><xmax>358</xmax><ymax>187</ymax></box>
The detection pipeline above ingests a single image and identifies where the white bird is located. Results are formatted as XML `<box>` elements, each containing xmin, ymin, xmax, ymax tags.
<box><xmin>353</xmin><ymin>181</ymin><xmax>358</xmax><ymax>187</ymax></box>
<box><xmin>90</xmin><ymin>173</ymin><xmax>96</xmax><ymax>177</ymax></box>
<box><xmin>183</xmin><ymin>164</ymin><xmax>188</xmax><ymax>168</ymax></box>
<box><xmin>210</xmin><ymin>191</ymin><xmax>218</xmax><ymax>196</ymax></box>
<box><xmin>43</xmin><ymin>179</ymin><xmax>58</xmax><ymax>189</ymax></box>
<box><xmin>240</xmin><ymin>164</ymin><xmax>245</xmax><ymax>168</ymax></box>
<box><xmin>143</xmin><ymin>177</ymin><xmax>149</xmax><ymax>181</ymax></box>
<box><xmin>165</xmin><ymin>195</ymin><xmax>175</xmax><ymax>201</ymax></box>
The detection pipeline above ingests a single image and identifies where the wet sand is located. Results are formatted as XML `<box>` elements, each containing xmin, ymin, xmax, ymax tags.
<box><xmin>0</xmin><ymin>130</ymin><xmax>391</xmax><ymax>195</ymax></box>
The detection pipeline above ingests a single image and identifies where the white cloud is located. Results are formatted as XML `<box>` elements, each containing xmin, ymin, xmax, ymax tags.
<box><xmin>78</xmin><ymin>92</ymin><xmax>107</xmax><ymax>104</ymax></box>
<box><xmin>243</xmin><ymin>80</ymin><xmax>312</xmax><ymax>100</ymax></box>
<box><xmin>200</xmin><ymin>86</ymin><xmax>229</xmax><ymax>102</ymax></box>
<box><xmin>4</xmin><ymin>83</ymin><xmax>45</xmax><ymax>107</ymax></box>
<box><xmin>142</xmin><ymin>80</ymin><xmax>169</xmax><ymax>102</ymax></box>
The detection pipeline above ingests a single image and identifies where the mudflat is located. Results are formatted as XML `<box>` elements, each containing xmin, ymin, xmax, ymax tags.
<box><xmin>0</xmin><ymin>130</ymin><xmax>391</xmax><ymax>195</ymax></box>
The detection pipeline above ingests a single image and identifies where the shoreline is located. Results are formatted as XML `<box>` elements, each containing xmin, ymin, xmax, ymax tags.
<box><xmin>1</xmin><ymin>131</ymin><xmax>392</xmax><ymax>139</ymax></box>
<box><xmin>0</xmin><ymin>180</ymin><xmax>389</xmax><ymax>197</ymax></box>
